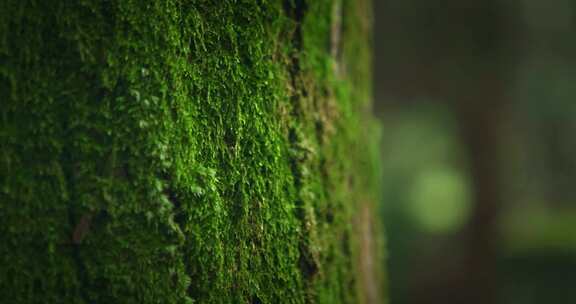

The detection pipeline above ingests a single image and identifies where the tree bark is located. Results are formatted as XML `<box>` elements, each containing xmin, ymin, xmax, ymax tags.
<box><xmin>0</xmin><ymin>0</ymin><xmax>384</xmax><ymax>303</ymax></box>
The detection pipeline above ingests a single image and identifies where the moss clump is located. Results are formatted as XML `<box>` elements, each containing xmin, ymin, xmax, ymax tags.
<box><xmin>0</xmin><ymin>0</ymin><xmax>384</xmax><ymax>303</ymax></box>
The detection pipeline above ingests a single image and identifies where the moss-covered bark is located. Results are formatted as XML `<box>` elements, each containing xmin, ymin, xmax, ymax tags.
<box><xmin>0</xmin><ymin>0</ymin><xmax>384</xmax><ymax>303</ymax></box>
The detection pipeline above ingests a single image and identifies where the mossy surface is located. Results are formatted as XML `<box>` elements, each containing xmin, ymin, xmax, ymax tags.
<box><xmin>0</xmin><ymin>0</ymin><xmax>383</xmax><ymax>303</ymax></box>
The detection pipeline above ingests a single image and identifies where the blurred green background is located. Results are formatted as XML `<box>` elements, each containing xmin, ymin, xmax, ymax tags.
<box><xmin>373</xmin><ymin>1</ymin><xmax>576</xmax><ymax>303</ymax></box>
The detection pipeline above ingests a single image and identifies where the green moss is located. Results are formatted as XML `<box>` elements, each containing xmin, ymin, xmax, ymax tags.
<box><xmin>0</xmin><ymin>0</ymin><xmax>384</xmax><ymax>303</ymax></box>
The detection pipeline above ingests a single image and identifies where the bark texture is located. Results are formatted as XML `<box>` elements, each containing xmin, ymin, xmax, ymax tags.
<box><xmin>0</xmin><ymin>1</ymin><xmax>384</xmax><ymax>303</ymax></box>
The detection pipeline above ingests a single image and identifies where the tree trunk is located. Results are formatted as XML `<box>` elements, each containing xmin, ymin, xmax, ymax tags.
<box><xmin>0</xmin><ymin>0</ymin><xmax>384</xmax><ymax>303</ymax></box>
